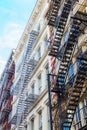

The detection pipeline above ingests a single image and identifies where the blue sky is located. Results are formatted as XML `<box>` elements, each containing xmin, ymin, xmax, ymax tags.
<box><xmin>0</xmin><ymin>0</ymin><xmax>37</xmax><ymax>75</ymax></box>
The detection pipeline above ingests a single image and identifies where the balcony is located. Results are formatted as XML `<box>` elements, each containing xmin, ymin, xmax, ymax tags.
<box><xmin>66</xmin><ymin>74</ymin><xmax>75</xmax><ymax>89</ymax></box>
<box><xmin>23</xmin><ymin>94</ymin><xmax>38</xmax><ymax>119</ymax></box>
<box><xmin>11</xmin><ymin>58</ymin><xmax>37</xmax><ymax>96</ymax></box>
<box><xmin>10</xmin><ymin>78</ymin><xmax>21</xmax><ymax>95</ymax></box>
<box><xmin>0</xmin><ymin>89</ymin><xmax>11</xmax><ymax>107</ymax></box>
<box><xmin>0</xmin><ymin>111</ymin><xmax>7</xmax><ymax>124</ymax></box>
<box><xmin>83</xmin><ymin>105</ymin><xmax>87</xmax><ymax>119</ymax></box>
<box><xmin>7</xmin><ymin>79</ymin><xmax>13</xmax><ymax>90</ymax></box>
<box><xmin>8</xmin><ymin>111</ymin><xmax>17</xmax><ymax>125</ymax></box>
<box><xmin>6</xmin><ymin>63</ymin><xmax>15</xmax><ymax>80</ymax></box>
<box><xmin>0</xmin><ymin>101</ymin><xmax>11</xmax><ymax>124</ymax></box>
<box><xmin>8</xmin><ymin>63</ymin><xmax>15</xmax><ymax>74</ymax></box>
<box><xmin>2</xmin><ymin>90</ymin><xmax>10</xmax><ymax>100</ymax></box>
<box><xmin>1</xmin><ymin>97</ymin><xmax>12</xmax><ymax>114</ymax></box>
<box><xmin>74</xmin><ymin>106</ymin><xmax>87</xmax><ymax>130</ymax></box>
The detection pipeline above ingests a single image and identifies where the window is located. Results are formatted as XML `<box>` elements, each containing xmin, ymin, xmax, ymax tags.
<box><xmin>37</xmin><ymin>23</ymin><xmax>40</xmax><ymax>32</ymax></box>
<box><xmin>38</xmin><ymin>47</ymin><xmax>41</xmax><ymax>60</ymax></box>
<box><xmin>31</xmin><ymin>83</ymin><xmax>35</xmax><ymax>95</ymax></box>
<box><xmin>24</xmin><ymin>125</ymin><xmax>27</xmax><ymax>130</ymax></box>
<box><xmin>68</xmin><ymin>64</ymin><xmax>74</xmax><ymax>78</ymax></box>
<box><xmin>74</xmin><ymin>106</ymin><xmax>82</xmax><ymax>130</ymax></box>
<box><xmin>64</xmin><ymin>31</ymin><xmax>69</xmax><ymax>42</ymax></box>
<box><xmin>45</xmin><ymin>64</ymin><xmax>49</xmax><ymax>75</ymax></box>
<box><xmin>38</xmin><ymin>74</ymin><xmax>42</xmax><ymax>94</ymax></box>
<box><xmin>31</xmin><ymin>118</ymin><xmax>34</xmax><ymax>130</ymax></box>
<box><xmin>47</xmin><ymin>106</ymin><xmax>50</xmax><ymax>130</ymax></box>
<box><xmin>76</xmin><ymin>107</ymin><xmax>81</xmax><ymax>122</ymax></box>
<box><xmin>45</xmin><ymin>64</ymin><xmax>49</xmax><ymax>85</ymax></box>
<box><xmin>44</xmin><ymin>35</ymin><xmax>48</xmax><ymax>47</ymax></box>
<box><xmin>39</xmin><ymin>111</ymin><xmax>42</xmax><ymax>130</ymax></box>
<box><xmin>82</xmin><ymin>100</ymin><xmax>87</xmax><ymax>118</ymax></box>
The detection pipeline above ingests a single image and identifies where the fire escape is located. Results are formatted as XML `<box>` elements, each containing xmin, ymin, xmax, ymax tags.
<box><xmin>48</xmin><ymin>0</ymin><xmax>76</xmax><ymax>57</ymax></box>
<box><xmin>12</xmin><ymin>30</ymin><xmax>38</xmax><ymax>95</ymax></box>
<box><xmin>62</xmin><ymin>52</ymin><xmax>87</xmax><ymax>129</ymax></box>
<box><xmin>17</xmin><ymin>93</ymin><xmax>38</xmax><ymax>130</ymax></box>
<box><xmin>9</xmin><ymin>31</ymin><xmax>39</xmax><ymax>129</ymax></box>
<box><xmin>0</xmin><ymin>61</ymin><xmax>15</xmax><ymax>130</ymax></box>
<box><xmin>16</xmin><ymin>31</ymin><xmax>39</xmax><ymax>129</ymax></box>
<box><xmin>47</xmin><ymin>0</ymin><xmax>87</xmax><ymax>130</ymax></box>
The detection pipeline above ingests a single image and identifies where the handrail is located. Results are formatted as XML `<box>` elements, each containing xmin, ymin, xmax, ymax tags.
<box><xmin>74</xmin><ymin>105</ymin><xmax>87</xmax><ymax>125</ymax></box>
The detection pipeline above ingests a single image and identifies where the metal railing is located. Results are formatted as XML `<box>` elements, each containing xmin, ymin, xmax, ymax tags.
<box><xmin>8</xmin><ymin>110</ymin><xmax>17</xmax><ymax>125</ymax></box>
<box><xmin>74</xmin><ymin>105</ymin><xmax>87</xmax><ymax>130</ymax></box>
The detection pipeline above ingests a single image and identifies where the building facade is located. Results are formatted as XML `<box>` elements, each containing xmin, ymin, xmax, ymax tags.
<box><xmin>47</xmin><ymin>0</ymin><xmax>87</xmax><ymax>130</ymax></box>
<box><xmin>0</xmin><ymin>0</ymin><xmax>87</xmax><ymax>130</ymax></box>
<box><xmin>9</xmin><ymin>1</ymin><xmax>50</xmax><ymax>130</ymax></box>
<box><xmin>0</xmin><ymin>51</ymin><xmax>15</xmax><ymax>130</ymax></box>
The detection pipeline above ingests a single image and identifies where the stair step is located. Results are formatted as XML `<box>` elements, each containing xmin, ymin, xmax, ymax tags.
<box><xmin>69</xmin><ymin>103</ymin><xmax>78</xmax><ymax>107</ymax></box>
<box><xmin>68</xmin><ymin>108</ymin><xmax>76</xmax><ymax>111</ymax></box>
<box><xmin>65</xmin><ymin>116</ymin><xmax>73</xmax><ymax>120</ymax></box>
<box><xmin>59</xmin><ymin>72</ymin><xmax>66</xmax><ymax>75</ymax></box>
<box><xmin>71</xmin><ymin>93</ymin><xmax>80</xmax><ymax>97</ymax></box>
<box><xmin>67</xmin><ymin>112</ymin><xmax>74</xmax><ymax>115</ymax></box>
<box><xmin>70</xmin><ymin>98</ymin><xmax>78</xmax><ymax>103</ymax></box>
<box><xmin>49</xmin><ymin>53</ymin><xmax>57</xmax><ymax>57</ymax></box>
<box><xmin>63</xmin><ymin>121</ymin><xmax>72</xmax><ymax>124</ymax></box>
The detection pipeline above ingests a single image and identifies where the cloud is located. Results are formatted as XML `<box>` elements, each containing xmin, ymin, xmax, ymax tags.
<box><xmin>0</xmin><ymin>22</ymin><xmax>24</xmax><ymax>49</ymax></box>
<box><xmin>0</xmin><ymin>22</ymin><xmax>24</xmax><ymax>76</ymax></box>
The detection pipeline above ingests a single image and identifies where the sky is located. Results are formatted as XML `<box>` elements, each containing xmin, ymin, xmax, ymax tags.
<box><xmin>0</xmin><ymin>0</ymin><xmax>37</xmax><ymax>76</ymax></box>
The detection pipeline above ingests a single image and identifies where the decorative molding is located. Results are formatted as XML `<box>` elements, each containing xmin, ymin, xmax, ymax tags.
<box><xmin>14</xmin><ymin>0</ymin><xmax>47</xmax><ymax>61</ymax></box>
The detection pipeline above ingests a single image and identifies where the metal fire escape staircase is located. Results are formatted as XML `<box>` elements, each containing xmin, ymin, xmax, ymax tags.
<box><xmin>17</xmin><ymin>60</ymin><xmax>37</xmax><ymax>128</ymax></box>
<box><xmin>48</xmin><ymin>18</ymin><xmax>81</xmax><ymax>130</ymax></box>
<box><xmin>23</xmin><ymin>94</ymin><xmax>38</xmax><ymax>120</ymax></box>
<box><xmin>0</xmin><ymin>70</ymin><xmax>12</xmax><ymax>107</ymax></box>
<box><xmin>13</xmin><ymin>31</ymin><xmax>38</xmax><ymax>95</ymax></box>
<box><xmin>0</xmin><ymin>96</ymin><xmax>12</xmax><ymax>124</ymax></box>
<box><xmin>61</xmin><ymin>12</ymin><xmax>87</xmax><ymax>130</ymax></box>
<box><xmin>18</xmin><ymin>93</ymin><xmax>38</xmax><ymax>130</ymax></box>
<box><xmin>0</xmin><ymin>63</ymin><xmax>14</xmax><ymax>125</ymax></box>
<box><xmin>16</xmin><ymin>31</ymin><xmax>38</xmax><ymax>128</ymax></box>
<box><xmin>48</xmin><ymin>3</ymin><xmax>87</xmax><ymax>129</ymax></box>
<box><xmin>17</xmin><ymin>88</ymin><xmax>27</xmax><ymax>129</ymax></box>
<box><xmin>62</xmin><ymin>52</ymin><xmax>87</xmax><ymax>130</ymax></box>
<box><xmin>47</xmin><ymin>0</ymin><xmax>62</xmax><ymax>27</ymax></box>
<box><xmin>54</xmin><ymin>19</ymin><xmax>81</xmax><ymax>98</ymax></box>
<box><xmin>48</xmin><ymin>0</ymin><xmax>76</xmax><ymax>57</ymax></box>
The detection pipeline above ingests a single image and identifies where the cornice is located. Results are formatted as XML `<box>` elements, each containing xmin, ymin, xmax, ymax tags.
<box><xmin>13</xmin><ymin>0</ymin><xmax>47</xmax><ymax>62</ymax></box>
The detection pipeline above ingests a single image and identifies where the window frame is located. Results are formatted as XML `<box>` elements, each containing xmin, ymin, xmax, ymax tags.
<box><xmin>38</xmin><ymin>110</ymin><xmax>42</xmax><ymax>130</ymax></box>
<box><xmin>31</xmin><ymin>118</ymin><xmax>34</xmax><ymax>130</ymax></box>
